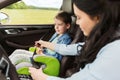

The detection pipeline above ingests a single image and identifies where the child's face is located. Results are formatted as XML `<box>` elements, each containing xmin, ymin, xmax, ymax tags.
<box><xmin>54</xmin><ymin>18</ymin><xmax>70</xmax><ymax>35</ymax></box>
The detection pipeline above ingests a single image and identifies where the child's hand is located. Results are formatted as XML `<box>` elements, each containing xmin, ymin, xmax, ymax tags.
<box><xmin>35</xmin><ymin>40</ymin><xmax>44</xmax><ymax>47</ymax></box>
<box><xmin>35</xmin><ymin>41</ymin><xmax>41</xmax><ymax>47</ymax></box>
<box><xmin>36</xmin><ymin>47</ymin><xmax>43</xmax><ymax>54</ymax></box>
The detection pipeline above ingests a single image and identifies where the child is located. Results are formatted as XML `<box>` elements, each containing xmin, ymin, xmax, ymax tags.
<box><xmin>9</xmin><ymin>11</ymin><xmax>72</xmax><ymax>68</ymax></box>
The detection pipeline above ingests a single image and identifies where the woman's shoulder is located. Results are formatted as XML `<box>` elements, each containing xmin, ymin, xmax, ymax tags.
<box><xmin>104</xmin><ymin>40</ymin><xmax>120</xmax><ymax>49</ymax></box>
<box><xmin>98</xmin><ymin>40</ymin><xmax>120</xmax><ymax>56</ymax></box>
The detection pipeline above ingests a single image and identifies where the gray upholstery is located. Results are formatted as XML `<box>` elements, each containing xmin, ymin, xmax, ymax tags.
<box><xmin>61</xmin><ymin>0</ymin><xmax>73</xmax><ymax>15</ymax></box>
<box><xmin>59</xmin><ymin>0</ymin><xmax>84</xmax><ymax>78</ymax></box>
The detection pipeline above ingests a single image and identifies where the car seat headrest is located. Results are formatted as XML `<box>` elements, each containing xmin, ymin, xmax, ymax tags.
<box><xmin>60</xmin><ymin>0</ymin><xmax>73</xmax><ymax>15</ymax></box>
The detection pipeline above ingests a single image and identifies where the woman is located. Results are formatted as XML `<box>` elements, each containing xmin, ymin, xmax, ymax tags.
<box><xmin>29</xmin><ymin>0</ymin><xmax>120</xmax><ymax>80</ymax></box>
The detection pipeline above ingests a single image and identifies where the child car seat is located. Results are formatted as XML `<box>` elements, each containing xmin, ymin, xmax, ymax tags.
<box><xmin>17</xmin><ymin>54</ymin><xmax>60</xmax><ymax>76</ymax></box>
<box><xmin>16</xmin><ymin>0</ymin><xmax>85</xmax><ymax>78</ymax></box>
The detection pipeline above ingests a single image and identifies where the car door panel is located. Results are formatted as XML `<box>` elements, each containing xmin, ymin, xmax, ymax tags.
<box><xmin>0</xmin><ymin>25</ymin><xmax>55</xmax><ymax>55</ymax></box>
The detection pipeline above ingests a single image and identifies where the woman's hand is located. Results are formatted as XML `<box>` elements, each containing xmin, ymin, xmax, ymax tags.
<box><xmin>29</xmin><ymin>67</ymin><xmax>48</xmax><ymax>80</ymax></box>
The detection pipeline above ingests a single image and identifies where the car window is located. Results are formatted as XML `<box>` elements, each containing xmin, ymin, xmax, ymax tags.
<box><xmin>0</xmin><ymin>0</ymin><xmax>63</xmax><ymax>25</ymax></box>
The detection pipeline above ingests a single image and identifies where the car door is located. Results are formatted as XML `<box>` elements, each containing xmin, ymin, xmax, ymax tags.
<box><xmin>0</xmin><ymin>0</ymin><xmax>62</xmax><ymax>55</ymax></box>
<box><xmin>0</xmin><ymin>0</ymin><xmax>82</xmax><ymax>78</ymax></box>
<box><xmin>0</xmin><ymin>25</ymin><xmax>55</xmax><ymax>55</ymax></box>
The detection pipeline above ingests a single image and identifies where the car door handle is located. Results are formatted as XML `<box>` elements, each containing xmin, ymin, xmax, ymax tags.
<box><xmin>4</xmin><ymin>29</ymin><xmax>21</xmax><ymax>34</ymax></box>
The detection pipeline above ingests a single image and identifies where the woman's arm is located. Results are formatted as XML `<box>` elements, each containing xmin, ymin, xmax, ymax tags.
<box><xmin>30</xmin><ymin>40</ymin><xmax>120</xmax><ymax>80</ymax></box>
<box><xmin>47</xmin><ymin>40</ymin><xmax>120</xmax><ymax>80</ymax></box>
<box><xmin>35</xmin><ymin>40</ymin><xmax>84</xmax><ymax>56</ymax></box>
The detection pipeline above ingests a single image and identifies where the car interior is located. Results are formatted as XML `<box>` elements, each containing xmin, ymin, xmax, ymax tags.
<box><xmin>0</xmin><ymin>0</ymin><xmax>85</xmax><ymax>80</ymax></box>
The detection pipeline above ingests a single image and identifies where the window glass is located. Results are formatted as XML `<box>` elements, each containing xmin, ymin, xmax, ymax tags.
<box><xmin>1</xmin><ymin>0</ymin><xmax>63</xmax><ymax>25</ymax></box>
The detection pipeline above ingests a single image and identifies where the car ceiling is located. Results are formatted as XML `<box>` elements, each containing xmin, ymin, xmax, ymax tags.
<box><xmin>0</xmin><ymin>0</ymin><xmax>20</xmax><ymax>9</ymax></box>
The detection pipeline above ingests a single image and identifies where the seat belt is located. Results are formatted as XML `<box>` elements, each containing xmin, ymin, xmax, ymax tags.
<box><xmin>31</xmin><ymin>31</ymin><xmax>51</xmax><ymax>68</ymax></box>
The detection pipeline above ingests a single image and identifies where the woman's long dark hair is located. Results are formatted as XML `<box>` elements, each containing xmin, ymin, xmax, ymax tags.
<box><xmin>73</xmin><ymin>0</ymin><xmax>120</xmax><ymax>70</ymax></box>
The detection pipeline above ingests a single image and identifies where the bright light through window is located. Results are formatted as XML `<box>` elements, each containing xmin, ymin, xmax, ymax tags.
<box><xmin>1</xmin><ymin>0</ymin><xmax>63</xmax><ymax>25</ymax></box>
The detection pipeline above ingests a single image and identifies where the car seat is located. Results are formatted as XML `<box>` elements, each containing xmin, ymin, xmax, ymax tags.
<box><xmin>59</xmin><ymin>0</ymin><xmax>85</xmax><ymax>78</ymax></box>
<box><xmin>28</xmin><ymin>0</ymin><xmax>85</xmax><ymax>78</ymax></box>
<box><xmin>16</xmin><ymin>0</ymin><xmax>85</xmax><ymax>78</ymax></box>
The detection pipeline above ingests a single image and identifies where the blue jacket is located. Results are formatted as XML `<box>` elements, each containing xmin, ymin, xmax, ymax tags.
<box><xmin>43</xmin><ymin>32</ymin><xmax>72</xmax><ymax>61</ymax></box>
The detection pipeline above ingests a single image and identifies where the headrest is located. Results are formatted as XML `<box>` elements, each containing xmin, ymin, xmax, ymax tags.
<box><xmin>60</xmin><ymin>0</ymin><xmax>73</xmax><ymax>15</ymax></box>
